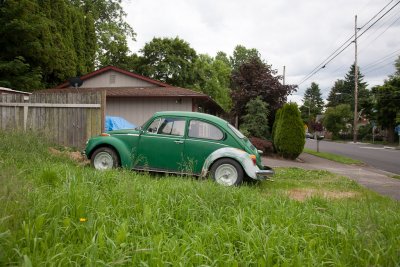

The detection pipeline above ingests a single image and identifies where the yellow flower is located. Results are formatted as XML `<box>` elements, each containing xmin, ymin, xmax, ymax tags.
<box><xmin>79</xmin><ymin>218</ymin><xmax>87</xmax><ymax>222</ymax></box>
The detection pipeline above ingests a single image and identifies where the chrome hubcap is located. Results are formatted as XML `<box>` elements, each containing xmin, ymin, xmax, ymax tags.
<box><xmin>94</xmin><ymin>152</ymin><xmax>114</xmax><ymax>170</ymax></box>
<box><xmin>215</xmin><ymin>164</ymin><xmax>238</xmax><ymax>186</ymax></box>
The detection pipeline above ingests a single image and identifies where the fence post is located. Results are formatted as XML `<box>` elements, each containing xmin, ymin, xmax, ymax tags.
<box><xmin>23</xmin><ymin>105</ymin><xmax>28</xmax><ymax>131</ymax></box>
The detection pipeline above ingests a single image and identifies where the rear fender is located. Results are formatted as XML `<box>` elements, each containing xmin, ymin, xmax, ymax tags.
<box><xmin>201</xmin><ymin>147</ymin><xmax>259</xmax><ymax>179</ymax></box>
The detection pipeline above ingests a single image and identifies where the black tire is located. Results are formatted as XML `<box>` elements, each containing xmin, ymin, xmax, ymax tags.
<box><xmin>210</xmin><ymin>158</ymin><xmax>244</xmax><ymax>186</ymax></box>
<box><xmin>91</xmin><ymin>147</ymin><xmax>120</xmax><ymax>170</ymax></box>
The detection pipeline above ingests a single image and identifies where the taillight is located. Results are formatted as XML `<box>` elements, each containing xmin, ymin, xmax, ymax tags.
<box><xmin>250</xmin><ymin>154</ymin><xmax>257</xmax><ymax>165</ymax></box>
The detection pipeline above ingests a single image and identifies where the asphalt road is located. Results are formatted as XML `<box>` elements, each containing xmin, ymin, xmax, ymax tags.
<box><xmin>305</xmin><ymin>139</ymin><xmax>400</xmax><ymax>175</ymax></box>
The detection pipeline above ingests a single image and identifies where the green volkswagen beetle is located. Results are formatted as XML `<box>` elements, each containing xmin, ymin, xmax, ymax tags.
<box><xmin>85</xmin><ymin>111</ymin><xmax>274</xmax><ymax>186</ymax></box>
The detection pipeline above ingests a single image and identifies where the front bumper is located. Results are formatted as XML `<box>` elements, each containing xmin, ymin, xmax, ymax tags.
<box><xmin>255</xmin><ymin>166</ymin><xmax>274</xmax><ymax>180</ymax></box>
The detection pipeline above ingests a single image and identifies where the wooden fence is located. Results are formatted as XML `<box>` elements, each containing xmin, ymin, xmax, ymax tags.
<box><xmin>0</xmin><ymin>91</ymin><xmax>105</xmax><ymax>148</ymax></box>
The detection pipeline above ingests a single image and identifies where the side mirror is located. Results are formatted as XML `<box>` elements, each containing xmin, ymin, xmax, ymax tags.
<box><xmin>257</xmin><ymin>149</ymin><xmax>263</xmax><ymax>155</ymax></box>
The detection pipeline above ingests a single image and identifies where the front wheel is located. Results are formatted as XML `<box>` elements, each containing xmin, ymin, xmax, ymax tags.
<box><xmin>210</xmin><ymin>158</ymin><xmax>244</xmax><ymax>186</ymax></box>
<box><xmin>91</xmin><ymin>147</ymin><xmax>120</xmax><ymax>170</ymax></box>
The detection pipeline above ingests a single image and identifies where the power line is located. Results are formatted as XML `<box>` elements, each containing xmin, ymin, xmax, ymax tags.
<box><xmin>332</xmin><ymin>9</ymin><xmax>400</xmax><ymax>75</ymax></box>
<box><xmin>359</xmin><ymin>12</ymin><xmax>400</xmax><ymax>55</ymax></box>
<box><xmin>360</xmin><ymin>0</ymin><xmax>396</xmax><ymax>29</ymax></box>
<box><xmin>297</xmin><ymin>0</ymin><xmax>399</xmax><ymax>86</ymax></box>
<box><xmin>297</xmin><ymin>35</ymin><xmax>354</xmax><ymax>86</ymax></box>
<box><xmin>362</xmin><ymin>47</ymin><xmax>400</xmax><ymax>70</ymax></box>
<box><xmin>358</xmin><ymin>1</ymin><xmax>400</xmax><ymax>39</ymax></box>
<box><xmin>364</xmin><ymin>60</ymin><xmax>397</xmax><ymax>75</ymax></box>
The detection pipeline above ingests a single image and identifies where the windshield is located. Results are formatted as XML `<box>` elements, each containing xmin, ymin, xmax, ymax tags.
<box><xmin>228</xmin><ymin>123</ymin><xmax>245</xmax><ymax>139</ymax></box>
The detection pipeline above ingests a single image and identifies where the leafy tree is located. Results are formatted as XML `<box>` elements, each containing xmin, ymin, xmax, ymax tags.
<box><xmin>192</xmin><ymin>54</ymin><xmax>232</xmax><ymax>111</ymax></box>
<box><xmin>131</xmin><ymin>39</ymin><xmax>233</xmax><ymax>110</ymax></box>
<box><xmin>299</xmin><ymin>82</ymin><xmax>324</xmax><ymax>122</ymax></box>
<box><xmin>274</xmin><ymin>103</ymin><xmax>305</xmax><ymax>159</ymax></box>
<box><xmin>326</xmin><ymin>64</ymin><xmax>372</xmax><ymax>118</ymax></box>
<box><xmin>372</xmin><ymin>76</ymin><xmax>400</xmax><ymax>142</ymax></box>
<box><xmin>240</xmin><ymin>97</ymin><xmax>270</xmax><ymax>138</ymax></box>
<box><xmin>215</xmin><ymin>51</ymin><xmax>230</xmax><ymax>66</ymax></box>
<box><xmin>323</xmin><ymin>104</ymin><xmax>352</xmax><ymax>138</ymax></box>
<box><xmin>0</xmin><ymin>0</ymin><xmax>45</xmax><ymax>89</ymax></box>
<box><xmin>231</xmin><ymin>57</ymin><xmax>297</xmax><ymax>124</ymax></box>
<box><xmin>395</xmin><ymin>55</ymin><xmax>400</xmax><ymax>76</ymax></box>
<box><xmin>0</xmin><ymin>0</ymin><xmax>96</xmax><ymax>89</ymax></box>
<box><xmin>326</xmin><ymin>79</ymin><xmax>346</xmax><ymax>107</ymax></box>
<box><xmin>0</xmin><ymin>56</ymin><xmax>42</xmax><ymax>90</ymax></box>
<box><xmin>73</xmin><ymin>0</ymin><xmax>136</xmax><ymax>68</ymax></box>
<box><xmin>135</xmin><ymin>37</ymin><xmax>198</xmax><ymax>88</ymax></box>
<box><xmin>229</xmin><ymin>45</ymin><xmax>261</xmax><ymax>70</ymax></box>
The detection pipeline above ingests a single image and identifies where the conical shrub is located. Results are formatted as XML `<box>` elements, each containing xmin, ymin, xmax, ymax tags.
<box><xmin>274</xmin><ymin>103</ymin><xmax>305</xmax><ymax>159</ymax></box>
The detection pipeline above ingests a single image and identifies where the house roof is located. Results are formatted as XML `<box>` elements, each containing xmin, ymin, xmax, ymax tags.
<box><xmin>55</xmin><ymin>66</ymin><xmax>171</xmax><ymax>88</ymax></box>
<box><xmin>39</xmin><ymin>87</ymin><xmax>207</xmax><ymax>98</ymax></box>
<box><xmin>48</xmin><ymin>66</ymin><xmax>224</xmax><ymax>113</ymax></box>
<box><xmin>36</xmin><ymin>87</ymin><xmax>224</xmax><ymax>113</ymax></box>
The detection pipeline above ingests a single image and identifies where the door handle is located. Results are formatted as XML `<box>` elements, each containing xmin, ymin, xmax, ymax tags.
<box><xmin>174</xmin><ymin>140</ymin><xmax>184</xmax><ymax>144</ymax></box>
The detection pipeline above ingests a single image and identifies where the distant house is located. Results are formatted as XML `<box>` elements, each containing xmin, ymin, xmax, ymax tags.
<box><xmin>40</xmin><ymin>66</ymin><xmax>223</xmax><ymax>126</ymax></box>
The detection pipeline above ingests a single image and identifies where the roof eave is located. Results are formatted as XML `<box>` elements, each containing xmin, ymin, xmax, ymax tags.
<box><xmin>55</xmin><ymin>66</ymin><xmax>172</xmax><ymax>89</ymax></box>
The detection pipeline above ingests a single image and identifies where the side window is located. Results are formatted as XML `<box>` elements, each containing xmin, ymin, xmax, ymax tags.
<box><xmin>146</xmin><ymin>118</ymin><xmax>161</xmax><ymax>133</ymax></box>
<box><xmin>188</xmin><ymin>120</ymin><xmax>224</xmax><ymax>140</ymax></box>
<box><xmin>158</xmin><ymin>118</ymin><xmax>186</xmax><ymax>136</ymax></box>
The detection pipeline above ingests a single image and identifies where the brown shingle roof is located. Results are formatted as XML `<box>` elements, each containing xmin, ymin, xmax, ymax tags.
<box><xmin>36</xmin><ymin>87</ymin><xmax>208</xmax><ymax>98</ymax></box>
<box><xmin>55</xmin><ymin>66</ymin><xmax>170</xmax><ymax>88</ymax></box>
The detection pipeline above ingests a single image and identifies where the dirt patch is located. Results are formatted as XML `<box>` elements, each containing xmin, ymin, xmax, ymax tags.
<box><xmin>49</xmin><ymin>147</ymin><xmax>89</xmax><ymax>165</ymax></box>
<box><xmin>287</xmin><ymin>188</ymin><xmax>359</xmax><ymax>201</ymax></box>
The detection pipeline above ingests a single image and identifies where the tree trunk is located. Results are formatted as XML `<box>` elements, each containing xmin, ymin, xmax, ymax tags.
<box><xmin>386</xmin><ymin>126</ymin><xmax>395</xmax><ymax>143</ymax></box>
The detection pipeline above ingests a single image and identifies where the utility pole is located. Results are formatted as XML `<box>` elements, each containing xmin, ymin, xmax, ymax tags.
<box><xmin>283</xmin><ymin>66</ymin><xmax>286</xmax><ymax>85</ymax></box>
<box><xmin>353</xmin><ymin>15</ymin><xmax>359</xmax><ymax>144</ymax></box>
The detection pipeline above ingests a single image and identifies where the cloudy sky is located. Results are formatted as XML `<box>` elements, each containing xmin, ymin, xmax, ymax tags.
<box><xmin>122</xmin><ymin>0</ymin><xmax>400</xmax><ymax>103</ymax></box>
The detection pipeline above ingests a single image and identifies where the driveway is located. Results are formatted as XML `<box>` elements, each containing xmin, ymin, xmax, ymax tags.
<box><xmin>263</xmin><ymin>153</ymin><xmax>400</xmax><ymax>200</ymax></box>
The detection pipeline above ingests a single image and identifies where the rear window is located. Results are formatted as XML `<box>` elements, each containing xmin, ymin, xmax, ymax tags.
<box><xmin>228</xmin><ymin>123</ymin><xmax>245</xmax><ymax>139</ymax></box>
<box><xmin>188</xmin><ymin>120</ymin><xmax>224</xmax><ymax>140</ymax></box>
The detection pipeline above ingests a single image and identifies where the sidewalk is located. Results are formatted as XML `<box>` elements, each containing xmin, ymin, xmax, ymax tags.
<box><xmin>263</xmin><ymin>153</ymin><xmax>400</xmax><ymax>200</ymax></box>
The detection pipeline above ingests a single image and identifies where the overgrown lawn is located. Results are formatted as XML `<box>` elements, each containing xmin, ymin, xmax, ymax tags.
<box><xmin>1</xmin><ymin>132</ymin><xmax>399</xmax><ymax>266</ymax></box>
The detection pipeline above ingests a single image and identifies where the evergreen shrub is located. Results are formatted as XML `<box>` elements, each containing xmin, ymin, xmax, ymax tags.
<box><xmin>274</xmin><ymin>103</ymin><xmax>305</xmax><ymax>159</ymax></box>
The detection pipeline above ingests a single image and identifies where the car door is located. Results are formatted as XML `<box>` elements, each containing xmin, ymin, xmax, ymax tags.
<box><xmin>135</xmin><ymin>116</ymin><xmax>187</xmax><ymax>172</ymax></box>
<box><xmin>183</xmin><ymin>119</ymin><xmax>227</xmax><ymax>174</ymax></box>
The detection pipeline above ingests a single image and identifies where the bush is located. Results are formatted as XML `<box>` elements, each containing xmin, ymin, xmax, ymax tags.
<box><xmin>358</xmin><ymin>124</ymin><xmax>372</xmax><ymax>140</ymax></box>
<box><xmin>249</xmin><ymin>137</ymin><xmax>274</xmax><ymax>155</ymax></box>
<box><xmin>240</xmin><ymin>97</ymin><xmax>270</xmax><ymax>138</ymax></box>
<box><xmin>271</xmin><ymin>109</ymin><xmax>282</xmax><ymax>152</ymax></box>
<box><xmin>323</xmin><ymin>104</ymin><xmax>352</xmax><ymax>139</ymax></box>
<box><xmin>274</xmin><ymin>103</ymin><xmax>305</xmax><ymax>159</ymax></box>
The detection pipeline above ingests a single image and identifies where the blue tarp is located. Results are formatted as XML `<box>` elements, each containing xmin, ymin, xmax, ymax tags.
<box><xmin>105</xmin><ymin>116</ymin><xmax>136</xmax><ymax>131</ymax></box>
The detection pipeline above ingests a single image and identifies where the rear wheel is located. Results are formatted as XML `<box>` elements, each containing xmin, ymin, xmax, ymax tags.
<box><xmin>91</xmin><ymin>147</ymin><xmax>120</xmax><ymax>170</ymax></box>
<box><xmin>210</xmin><ymin>158</ymin><xmax>243</xmax><ymax>186</ymax></box>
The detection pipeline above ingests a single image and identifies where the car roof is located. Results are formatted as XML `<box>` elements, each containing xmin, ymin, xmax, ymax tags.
<box><xmin>153</xmin><ymin>111</ymin><xmax>228</xmax><ymax>127</ymax></box>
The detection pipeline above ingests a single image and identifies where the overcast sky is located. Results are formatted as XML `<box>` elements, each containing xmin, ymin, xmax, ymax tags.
<box><xmin>123</xmin><ymin>0</ymin><xmax>400</xmax><ymax>103</ymax></box>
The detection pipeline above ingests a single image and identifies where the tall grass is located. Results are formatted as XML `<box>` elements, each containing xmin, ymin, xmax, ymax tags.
<box><xmin>1</xmin><ymin>131</ymin><xmax>399</xmax><ymax>266</ymax></box>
